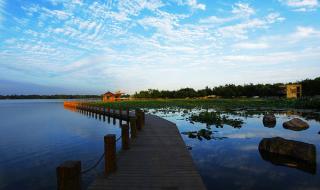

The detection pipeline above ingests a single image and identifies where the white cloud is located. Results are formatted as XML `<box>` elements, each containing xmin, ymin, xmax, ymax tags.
<box><xmin>46</xmin><ymin>9</ymin><xmax>71</xmax><ymax>20</ymax></box>
<box><xmin>177</xmin><ymin>0</ymin><xmax>206</xmax><ymax>10</ymax></box>
<box><xmin>1</xmin><ymin>0</ymin><xmax>318</xmax><ymax>93</ymax></box>
<box><xmin>200</xmin><ymin>3</ymin><xmax>269</xmax><ymax>25</ymax></box>
<box><xmin>0</xmin><ymin>0</ymin><xmax>5</xmax><ymax>24</ymax></box>
<box><xmin>295</xmin><ymin>26</ymin><xmax>320</xmax><ymax>37</ymax></box>
<box><xmin>218</xmin><ymin>13</ymin><xmax>285</xmax><ymax>39</ymax></box>
<box><xmin>199</xmin><ymin>15</ymin><xmax>235</xmax><ymax>24</ymax></box>
<box><xmin>280</xmin><ymin>0</ymin><xmax>319</xmax><ymax>11</ymax></box>
<box><xmin>118</xmin><ymin>0</ymin><xmax>164</xmax><ymax>16</ymax></box>
<box><xmin>232</xmin><ymin>3</ymin><xmax>255</xmax><ymax>17</ymax></box>
<box><xmin>187</xmin><ymin>0</ymin><xmax>206</xmax><ymax>10</ymax></box>
<box><xmin>233</xmin><ymin>42</ymin><xmax>269</xmax><ymax>49</ymax></box>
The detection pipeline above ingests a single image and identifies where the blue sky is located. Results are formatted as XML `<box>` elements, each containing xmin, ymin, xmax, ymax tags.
<box><xmin>0</xmin><ymin>0</ymin><xmax>319</xmax><ymax>94</ymax></box>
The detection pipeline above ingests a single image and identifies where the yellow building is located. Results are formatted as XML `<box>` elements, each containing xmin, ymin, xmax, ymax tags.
<box><xmin>286</xmin><ymin>84</ymin><xmax>302</xmax><ymax>99</ymax></box>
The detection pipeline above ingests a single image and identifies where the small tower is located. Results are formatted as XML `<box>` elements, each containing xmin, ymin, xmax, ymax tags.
<box><xmin>286</xmin><ymin>84</ymin><xmax>302</xmax><ymax>99</ymax></box>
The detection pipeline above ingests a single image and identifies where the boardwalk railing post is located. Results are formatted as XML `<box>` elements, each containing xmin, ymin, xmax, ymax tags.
<box><xmin>104</xmin><ymin>134</ymin><xmax>116</xmax><ymax>175</ymax></box>
<box><xmin>107</xmin><ymin>106</ymin><xmax>110</xmax><ymax>115</ymax></box>
<box><xmin>129</xmin><ymin>118</ymin><xmax>137</xmax><ymax>138</ymax></box>
<box><xmin>135</xmin><ymin>110</ymin><xmax>142</xmax><ymax>130</ymax></box>
<box><xmin>119</xmin><ymin>106</ymin><xmax>122</xmax><ymax>120</ymax></box>
<box><xmin>121</xmin><ymin>124</ymin><xmax>130</xmax><ymax>150</ymax></box>
<box><xmin>56</xmin><ymin>160</ymin><xmax>81</xmax><ymax>190</ymax></box>
<box><xmin>126</xmin><ymin>107</ymin><xmax>129</xmax><ymax>119</ymax></box>
<box><xmin>141</xmin><ymin>111</ymin><xmax>145</xmax><ymax>128</ymax></box>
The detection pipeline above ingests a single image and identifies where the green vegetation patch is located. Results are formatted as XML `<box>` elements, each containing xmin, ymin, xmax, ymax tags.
<box><xmin>190</xmin><ymin>111</ymin><xmax>244</xmax><ymax>128</ymax></box>
<box><xmin>88</xmin><ymin>98</ymin><xmax>320</xmax><ymax>110</ymax></box>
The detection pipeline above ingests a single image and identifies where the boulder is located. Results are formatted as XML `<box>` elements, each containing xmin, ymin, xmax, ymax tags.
<box><xmin>283</xmin><ymin>118</ymin><xmax>309</xmax><ymax>131</ymax></box>
<box><xmin>259</xmin><ymin>137</ymin><xmax>316</xmax><ymax>174</ymax></box>
<box><xmin>263</xmin><ymin>114</ymin><xmax>276</xmax><ymax>128</ymax></box>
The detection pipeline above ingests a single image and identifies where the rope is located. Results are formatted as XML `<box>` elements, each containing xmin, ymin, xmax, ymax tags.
<box><xmin>80</xmin><ymin>135</ymin><xmax>122</xmax><ymax>174</ymax></box>
<box><xmin>81</xmin><ymin>152</ymin><xmax>105</xmax><ymax>174</ymax></box>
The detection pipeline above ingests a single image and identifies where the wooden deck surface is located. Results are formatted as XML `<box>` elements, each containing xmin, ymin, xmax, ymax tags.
<box><xmin>88</xmin><ymin>114</ymin><xmax>206</xmax><ymax>190</ymax></box>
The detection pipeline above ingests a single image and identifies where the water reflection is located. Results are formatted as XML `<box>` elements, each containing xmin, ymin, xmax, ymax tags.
<box><xmin>151</xmin><ymin>107</ymin><xmax>320</xmax><ymax>189</ymax></box>
<box><xmin>259</xmin><ymin>137</ymin><xmax>316</xmax><ymax>174</ymax></box>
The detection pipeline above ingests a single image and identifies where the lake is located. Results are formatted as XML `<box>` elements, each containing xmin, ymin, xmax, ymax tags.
<box><xmin>0</xmin><ymin>100</ymin><xmax>123</xmax><ymax>190</ymax></box>
<box><xmin>0</xmin><ymin>100</ymin><xmax>320</xmax><ymax>190</ymax></box>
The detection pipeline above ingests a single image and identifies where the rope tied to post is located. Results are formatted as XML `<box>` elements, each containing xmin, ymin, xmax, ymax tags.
<box><xmin>80</xmin><ymin>135</ymin><xmax>122</xmax><ymax>174</ymax></box>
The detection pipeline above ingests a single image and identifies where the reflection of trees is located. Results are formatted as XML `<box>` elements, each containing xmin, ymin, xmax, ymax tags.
<box><xmin>189</xmin><ymin>111</ymin><xmax>244</xmax><ymax>128</ymax></box>
<box><xmin>259</xmin><ymin>137</ymin><xmax>316</xmax><ymax>174</ymax></box>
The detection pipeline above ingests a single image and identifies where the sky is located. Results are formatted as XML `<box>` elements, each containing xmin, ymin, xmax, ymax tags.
<box><xmin>0</xmin><ymin>0</ymin><xmax>319</xmax><ymax>95</ymax></box>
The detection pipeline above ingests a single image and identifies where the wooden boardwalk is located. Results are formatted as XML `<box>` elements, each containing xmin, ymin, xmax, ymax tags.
<box><xmin>88</xmin><ymin>114</ymin><xmax>206</xmax><ymax>190</ymax></box>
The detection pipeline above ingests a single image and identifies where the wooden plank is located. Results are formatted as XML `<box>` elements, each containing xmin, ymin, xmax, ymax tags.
<box><xmin>88</xmin><ymin>114</ymin><xmax>206</xmax><ymax>190</ymax></box>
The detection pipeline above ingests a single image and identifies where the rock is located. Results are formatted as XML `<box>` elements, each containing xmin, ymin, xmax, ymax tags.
<box><xmin>283</xmin><ymin>118</ymin><xmax>309</xmax><ymax>131</ymax></box>
<box><xmin>259</xmin><ymin>137</ymin><xmax>316</xmax><ymax>174</ymax></box>
<box><xmin>263</xmin><ymin>114</ymin><xmax>276</xmax><ymax>128</ymax></box>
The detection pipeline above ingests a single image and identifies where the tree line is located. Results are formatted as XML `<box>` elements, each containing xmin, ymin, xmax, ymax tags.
<box><xmin>133</xmin><ymin>77</ymin><xmax>320</xmax><ymax>99</ymax></box>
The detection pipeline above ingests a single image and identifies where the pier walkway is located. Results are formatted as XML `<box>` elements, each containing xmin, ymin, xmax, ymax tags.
<box><xmin>89</xmin><ymin>114</ymin><xmax>206</xmax><ymax>190</ymax></box>
<box><xmin>62</xmin><ymin>101</ymin><xmax>206</xmax><ymax>190</ymax></box>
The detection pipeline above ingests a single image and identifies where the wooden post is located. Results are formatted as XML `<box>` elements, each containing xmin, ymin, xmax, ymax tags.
<box><xmin>130</xmin><ymin>117</ymin><xmax>137</xmax><ymax>138</ymax></box>
<box><xmin>103</xmin><ymin>107</ymin><xmax>106</xmax><ymax>114</ymax></box>
<box><xmin>141</xmin><ymin>111</ymin><xmax>145</xmax><ymax>128</ymax></box>
<box><xmin>126</xmin><ymin>107</ymin><xmax>129</xmax><ymax>120</ymax></box>
<box><xmin>104</xmin><ymin>134</ymin><xmax>116</xmax><ymax>175</ymax></box>
<box><xmin>121</xmin><ymin>124</ymin><xmax>130</xmax><ymax>150</ymax></box>
<box><xmin>107</xmin><ymin>106</ymin><xmax>110</xmax><ymax>115</ymax></box>
<box><xmin>119</xmin><ymin>106</ymin><xmax>122</xmax><ymax>119</ymax></box>
<box><xmin>135</xmin><ymin>110</ymin><xmax>142</xmax><ymax>130</ymax></box>
<box><xmin>56</xmin><ymin>160</ymin><xmax>81</xmax><ymax>190</ymax></box>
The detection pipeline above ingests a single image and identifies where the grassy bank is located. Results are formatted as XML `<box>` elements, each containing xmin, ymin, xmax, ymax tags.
<box><xmin>89</xmin><ymin>98</ymin><xmax>320</xmax><ymax>110</ymax></box>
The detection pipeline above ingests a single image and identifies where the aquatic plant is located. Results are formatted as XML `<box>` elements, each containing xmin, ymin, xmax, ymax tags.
<box><xmin>89</xmin><ymin>98</ymin><xmax>320</xmax><ymax>110</ymax></box>
<box><xmin>181</xmin><ymin>129</ymin><xmax>227</xmax><ymax>141</ymax></box>
<box><xmin>189</xmin><ymin>111</ymin><xmax>244</xmax><ymax>128</ymax></box>
<box><xmin>182</xmin><ymin>129</ymin><xmax>212</xmax><ymax>140</ymax></box>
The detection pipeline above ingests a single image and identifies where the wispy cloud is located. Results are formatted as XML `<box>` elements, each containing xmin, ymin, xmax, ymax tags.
<box><xmin>177</xmin><ymin>0</ymin><xmax>206</xmax><ymax>10</ymax></box>
<box><xmin>0</xmin><ymin>0</ymin><xmax>319</xmax><ymax>93</ymax></box>
<box><xmin>0</xmin><ymin>0</ymin><xmax>5</xmax><ymax>25</ymax></box>
<box><xmin>233</xmin><ymin>42</ymin><xmax>269</xmax><ymax>49</ymax></box>
<box><xmin>280</xmin><ymin>0</ymin><xmax>319</xmax><ymax>11</ymax></box>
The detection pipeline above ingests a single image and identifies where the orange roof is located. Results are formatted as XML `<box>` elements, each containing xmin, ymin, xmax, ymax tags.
<box><xmin>103</xmin><ymin>91</ymin><xmax>115</xmax><ymax>96</ymax></box>
<box><xmin>103</xmin><ymin>91</ymin><xmax>124</xmax><ymax>96</ymax></box>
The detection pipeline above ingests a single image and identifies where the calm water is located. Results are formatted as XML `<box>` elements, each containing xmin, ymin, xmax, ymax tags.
<box><xmin>0</xmin><ymin>100</ymin><xmax>320</xmax><ymax>190</ymax></box>
<box><xmin>152</xmin><ymin>108</ymin><xmax>320</xmax><ymax>190</ymax></box>
<box><xmin>0</xmin><ymin>100</ymin><xmax>123</xmax><ymax>190</ymax></box>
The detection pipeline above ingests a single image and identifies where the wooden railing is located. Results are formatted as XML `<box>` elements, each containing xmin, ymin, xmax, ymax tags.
<box><xmin>57</xmin><ymin>102</ymin><xmax>145</xmax><ymax>190</ymax></box>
